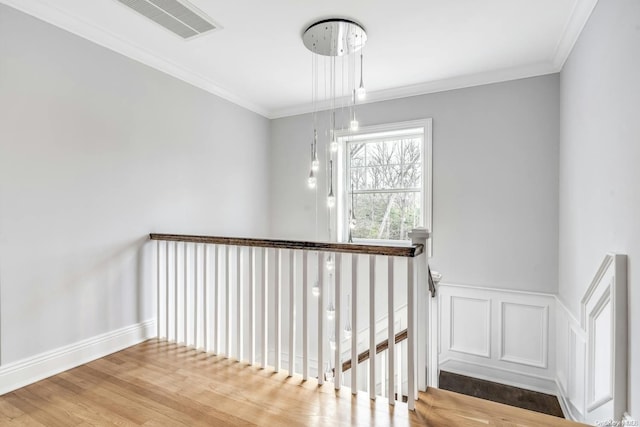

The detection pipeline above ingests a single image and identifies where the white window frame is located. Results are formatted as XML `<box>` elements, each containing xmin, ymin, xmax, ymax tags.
<box><xmin>336</xmin><ymin>118</ymin><xmax>432</xmax><ymax>254</ymax></box>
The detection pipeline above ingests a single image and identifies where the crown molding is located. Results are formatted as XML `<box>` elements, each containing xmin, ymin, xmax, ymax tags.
<box><xmin>269</xmin><ymin>61</ymin><xmax>557</xmax><ymax>119</ymax></box>
<box><xmin>1</xmin><ymin>0</ymin><xmax>597</xmax><ymax>120</ymax></box>
<box><xmin>551</xmin><ymin>0</ymin><xmax>599</xmax><ymax>70</ymax></box>
<box><xmin>0</xmin><ymin>0</ymin><xmax>270</xmax><ymax>118</ymax></box>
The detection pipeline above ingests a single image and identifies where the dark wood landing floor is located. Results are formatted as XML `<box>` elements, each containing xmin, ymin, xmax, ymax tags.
<box><xmin>439</xmin><ymin>370</ymin><xmax>565</xmax><ymax>417</ymax></box>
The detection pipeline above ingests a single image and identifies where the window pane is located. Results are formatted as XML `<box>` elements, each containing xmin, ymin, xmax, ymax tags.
<box><xmin>351</xmin><ymin>192</ymin><xmax>421</xmax><ymax>241</ymax></box>
<box><xmin>350</xmin><ymin>143</ymin><xmax>365</xmax><ymax>167</ymax></box>
<box><xmin>349</xmin><ymin>137</ymin><xmax>422</xmax><ymax>191</ymax></box>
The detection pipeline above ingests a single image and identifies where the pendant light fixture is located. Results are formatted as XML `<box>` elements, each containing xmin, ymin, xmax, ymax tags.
<box><xmin>327</xmin><ymin>160</ymin><xmax>336</xmax><ymax>208</ymax></box>
<box><xmin>302</xmin><ymin>18</ymin><xmax>367</xmax><ymax>206</ymax></box>
<box><xmin>302</xmin><ymin>18</ymin><xmax>367</xmax><ymax>378</ymax></box>
<box><xmin>357</xmin><ymin>53</ymin><xmax>366</xmax><ymax>100</ymax></box>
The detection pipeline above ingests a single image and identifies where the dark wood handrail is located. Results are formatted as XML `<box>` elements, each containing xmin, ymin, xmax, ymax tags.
<box><xmin>341</xmin><ymin>328</ymin><xmax>408</xmax><ymax>372</ymax></box>
<box><xmin>150</xmin><ymin>233</ymin><xmax>424</xmax><ymax>258</ymax></box>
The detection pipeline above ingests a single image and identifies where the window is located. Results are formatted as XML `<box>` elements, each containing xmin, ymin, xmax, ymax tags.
<box><xmin>337</xmin><ymin>119</ymin><xmax>432</xmax><ymax>249</ymax></box>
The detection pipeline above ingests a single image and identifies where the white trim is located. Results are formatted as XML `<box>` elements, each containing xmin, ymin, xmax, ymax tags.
<box><xmin>448</xmin><ymin>295</ymin><xmax>491</xmax><ymax>359</ymax></box>
<box><xmin>499</xmin><ymin>302</ymin><xmax>549</xmax><ymax>368</ymax></box>
<box><xmin>586</xmin><ymin>289</ymin><xmax>613</xmax><ymax>411</ymax></box>
<box><xmin>439</xmin><ymin>358</ymin><xmax>557</xmax><ymax>395</ymax></box>
<box><xmin>336</xmin><ymin>119</ymin><xmax>432</xmax><ymax>255</ymax></box>
<box><xmin>581</xmin><ymin>253</ymin><xmax>614</xmax><ymax>328</ymax></box>
<box><xmin>0</xmin><ymin>0</ymin><xmax>597</xmax><ymax>119</ymax></box>
<box><xmin>270</xmin><ymin>62</ymin><xmax>558</xmax><ymax>119</ymax></box>
<box><xmin>0</xmin><ymin>0</ymin><xmax>269</xmax><ymax>118</ymax></box>
<box><xmin>439</xmin><ymin>282</ymin><xmax>557</xmax><ymax>299</ymax></box>
<box><xmin>556</xmin><ymin>378</ymin><xmax>582</xmax><ymax>421</ymax></box>
<box><xmin>0</xmin><ymin>319</ymin><xmax>155</xmax><ymax>396</ymax></box>
<box><xmin>550</xmin><ymin>0</ymin><xmax>599</xmax><ymax>70</ymax></box>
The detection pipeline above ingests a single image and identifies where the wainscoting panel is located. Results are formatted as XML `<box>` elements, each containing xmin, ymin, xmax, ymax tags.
<box><xmin>500</xmin><ymin>302</ymin><xmax>548</xmax><ymax>368</ymax></box>
<box><xmin>439</xmin><ymin>283</ymin><xmax>556</xmax><ymax>395</ymax></box>
<box><xmin>582</xmin><ymin>253</ymin><xmax>627</xmax><ymax>424</ymax></box>
<box><xmin>449</xmin><ymin>296</ymin><xmax>491</xmax><ymax>358</ymax></box>
<box><xmin>555</xmin><ymin>253</ymin><xmax>627</xmax><ymax>424</ymax></box>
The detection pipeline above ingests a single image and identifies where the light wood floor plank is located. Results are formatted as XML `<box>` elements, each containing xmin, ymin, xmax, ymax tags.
<box><xmin>0</xmin><ymin>340</ymin><xmax>587</xmax><ymax>426</ymax></box>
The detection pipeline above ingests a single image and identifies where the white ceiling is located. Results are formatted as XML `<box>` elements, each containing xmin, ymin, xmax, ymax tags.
<box><xmin>2</xmin><ymin>0</ymin><xmax>598</xmax><ymax>118</ymax></box>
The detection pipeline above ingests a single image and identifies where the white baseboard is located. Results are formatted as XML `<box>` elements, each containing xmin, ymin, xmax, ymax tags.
<box><xmin>555</xmin><ymin>378</ymin><xmax>583</xmax><ymax>422</ymax></box>
<box><xmin>0</xmin><ymin>319</ymin><xmax>156</xmax><ymax>396</ymax></box>
<box><xmin>439</xmin><ymin>358</ymin><xmax>557</xmax><ymax>395</ymax></box>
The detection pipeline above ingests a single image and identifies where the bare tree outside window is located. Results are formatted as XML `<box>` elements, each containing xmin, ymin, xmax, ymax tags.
<box><xmin>348</xmin><ymin>135</ymin><xmax>423</xmax><ymax>241</ymax></box>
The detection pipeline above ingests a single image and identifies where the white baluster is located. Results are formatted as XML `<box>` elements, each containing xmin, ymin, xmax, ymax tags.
<box><xmin>407</xmin><ymin>257</ymin><xmax>416</xmax><ymax>410</ymax></box>
<box><xmin>237</xmin><ymin>247</ymin><xmax>243</xmax><ymax>361</ymax></box>
<box><xmin>317</xmin><ymin>252</ymin><xmax>324</xmax><ymax>385</ymax></box>
<box><xmin>211</xmin><ymin>245</ymin><xmax>220</xmax><ymax>354</ymax></box>
<box><xmin>174</xmin><ymin>241</ymin><xmax>178</xmax><ymax>342</ymax></box>
<box><xmin>275</xmin><ymin>249</ymin><xmax>282</xmax><ymax>372</ymax></box>
<box><xmin>262</xmin><ymin>248</ymin><xmax>268</xmax><ymax>369</ymax></box>
<box><xmin>351</xmin><ymin>254</ymin><xmax>358</xmax><ymax>395</ymax></box>
<box><xmin>212</xmin><ymin>245</ymin><xmax>218</xmax><ymax>353</ymax></box>
<box><xmin>225</xmin><ymin>246</ymin><xmax>231</xmax><ymax>357</ymax></box>
<box><xmin>194</xmin><ymin>243</ymin><xmax>198</xmax><ymax>349</ymax></box>
<box><xmin>388</xmin><ymin>256</ymin><xmax>395</xmax><ymax>405</ymax></box>
<box><xmin>156</xmin><ymin>240</ymin><xmax>161</xmax><ymax>338</ymax></box>
<box><xmin>369</xmin><ymin>254</ymin><xmax>376</xmax><ymax>400</ymax></box>
<box><xmin>249</xmin><ymin>247</ymin><xmax>256</xmax><ymax>365</ymax></box>
<box><xmin>165</xmin><ymin>241</ymin><xmax>169</xmax><ymax>340</ymax></box>
<box><xmin>397</xmin><ymin>344</ymin><xmax>402</xmax><ymax>402</ymax></box>
<box><xmin>203</xmin><ymin>244</ymin><xmax>208</xmax><ymax>352</ymax></box>
<box><xmin>184</xmin><ymin>243</ymin><xmax>189</xmax><ymax>346</ymax></box>
<box><xmin>381</xmin><ymin>351</ymin><xmax>386</xmax><ymax>398</ymax></box>
<box><xmin>288</xmin><ymin>250</ymin><xmax>296</xmax><ymax>376</ymax></box>
<box><xmin>334</xmin><ymin>253</ymin><xmax>341</xmax><ymax>390</ymax></box>
<box><xmin>302</xmin><ymin>250</ymin><xmax>309</xmax><ymax>380</ymax></box>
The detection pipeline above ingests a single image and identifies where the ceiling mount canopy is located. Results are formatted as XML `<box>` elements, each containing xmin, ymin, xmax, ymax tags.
<box><xmin>302</xmin><ymin>19</ymin><xmax>367</xmax><ymax>57</ymax></box>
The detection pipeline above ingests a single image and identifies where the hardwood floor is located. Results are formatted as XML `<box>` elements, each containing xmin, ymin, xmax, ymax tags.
<box><xmin>0</xmin><ymin>340</ymin><xmax>587</xmax><ymax>426</ymax></box>
<box><xmin>439</xmin><ymin>370</ymin><xmax>565</xmax><ymax>417</ymax></box>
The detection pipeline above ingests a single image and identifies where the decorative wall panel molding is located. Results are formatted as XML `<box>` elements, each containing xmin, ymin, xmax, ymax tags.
<box><xmin>449</xmin><ymin>296</ymin><xmax>491</xmax><ymax>358</ymax></box>
<box><xmin>499</xmin><ymin>302</ymin><xmax>548</xmax><ymax>368</ymax></box>
<box><xmin>438</xmin><ymin>283</ymin><xmax>556</xmax><ymax>394</ymax></box>
<box><xmin>581</xmin><ymin>253</ymin><xmax>627</xmax><ymax>424</ymax></box>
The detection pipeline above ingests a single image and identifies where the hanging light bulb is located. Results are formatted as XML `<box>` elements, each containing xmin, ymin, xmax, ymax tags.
<box><xmin>311</xmin><ymin>130</ymin><xmax>319</xmax><ymax>171</ymax></box>
<box><xmin>350</xmin><ymin>102</ymin><xmax>359</xmax><ymax>131</ymax></box>
<box><xmin>357</xmin><ymin>53</ymin><xmax>366</xmax><ymax>100</ymax></box>
<box><xmin>312</xmin><ymin>280</ymin><xmax>320</xmax><ymax>297</ymax></box>
<box><xmin>308</xmin><ymin>169</ymin><xmax>316</xmax><ymax>189</ymax></box>
<box><xmin>344</xmin><ymin>322</ymin><xmax>352</xmax><ymax>340</ymax></box>
<box><xmin>326</xmin><ymin>301</ymin><xmax>335</xmax><ymax>320</ymax></box>
<box><xmin>327</xmin><ymin>160</ymin><xmax>335</xmax><ymax>208</ymax></box>
<box><xmin>324</xmin><ymin>361</ymin><xmax>334</xmax><ymax>382</ymax></box>
<box><xmin>349</xmin><ymin>209</ymin><xmax>357</xmax><ymax>229</ymax></box>
<box><xmin>350</xmin><ymin>117</ymin><xmax>359</xmax><ymax>132</ymax></box>
<box><xmin>344</xmin><ymin>294</ymin><xmax>352</xmax><ymax>339</ymax></box>
<box><xmin>330</xmin><ymin>137</ymin><xmax>338</xmax><ymax>153</ymax></box>
<box><xmin>326</xmin><ymin>255</ymin><xmax>334</xmax><ymax>271</ymax></box>
<box><xmin>327</xmin><ymin>192</ymin><xmax>335</xmax><ymax>208</ymax></box>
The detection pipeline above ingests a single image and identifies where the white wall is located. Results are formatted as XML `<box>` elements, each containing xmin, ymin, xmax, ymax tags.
<box><xmin>558</xmin><ymin>0</ymin><xmax>640</xmax><ymax>418</ymax></box>
<box><xmin>0</xmin><ymin>5</ymin><xmax>270</xmax><ymax>365</ymax></box>
<box><xmin>270</xmin><ymin>75</ymin><xmax>560</xmax><ymax>293</ymax></box>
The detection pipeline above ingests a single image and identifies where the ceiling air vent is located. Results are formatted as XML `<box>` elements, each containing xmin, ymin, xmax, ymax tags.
<box><xmin>116</xmin><ymin>0</ymin><xmax>221</xmax><ymax>39</ymax></box>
